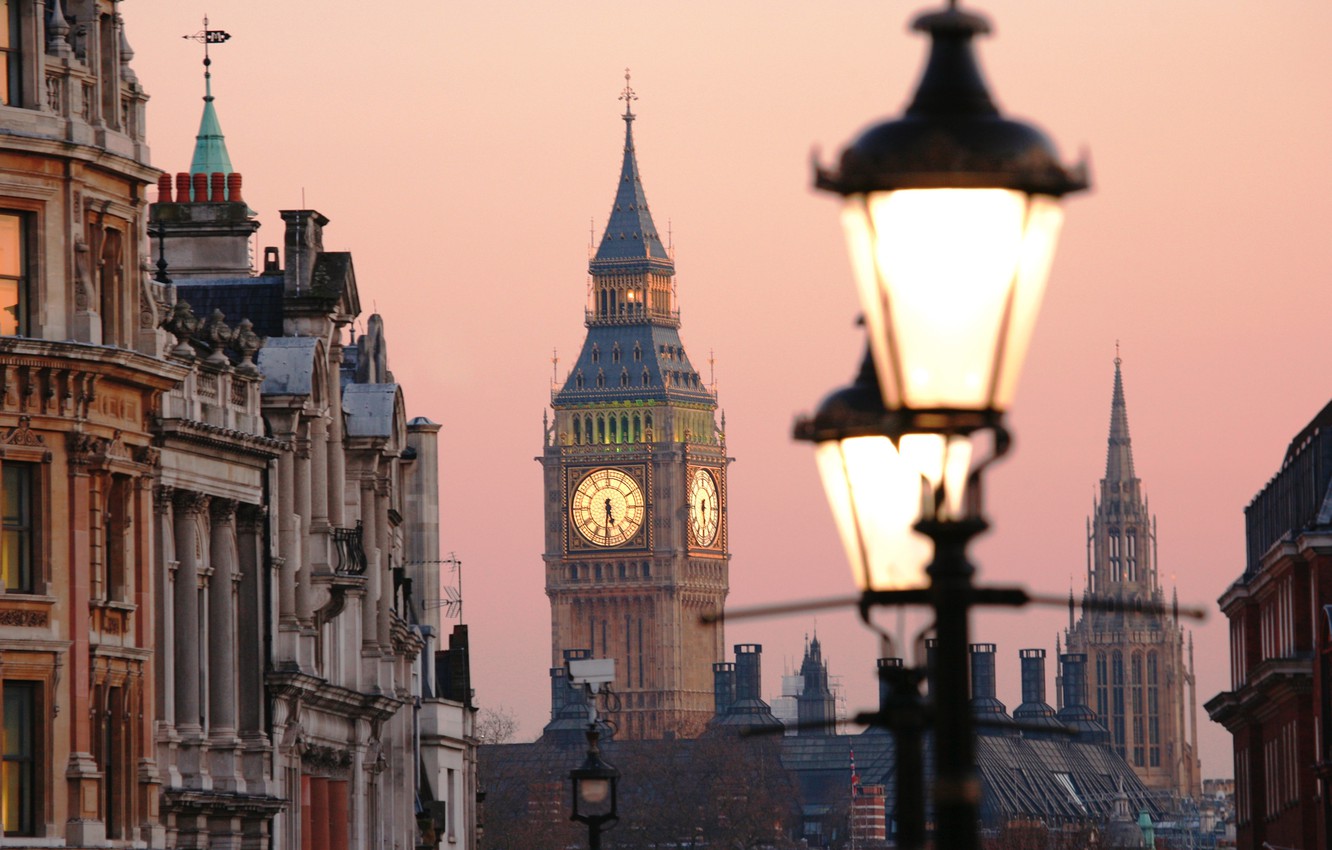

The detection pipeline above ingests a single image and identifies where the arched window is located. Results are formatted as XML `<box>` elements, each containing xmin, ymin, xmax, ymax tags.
<box><xmin>1147</xmin><ymin>651</ymin><xmax>1160</xmax><ymax>766</ymax></box>
<box><xmin>573</xmin><ymin>418</ymin><xmax>582</xmax><ymax>445</ymax></box>
<box><xmin>612</xmin><ymin>344</ymin><xmax>621</xmax><ymax>363</ymax></box>
<box><xmin>1131</xmin><ymin>653</ymin><xmax>1144</xmax><ymax>766</ymax></box>
<box><xmin>610</xmin><ymin>417</ymin><xmax>618</xmax><ymax>443</ymax></box>
<box><xmin>597</xmin><ymin>416</ymin><xmax>606</xmax><ymax>444</ymax></box>
<box><xmin>642</xmin><ymin>369</ymin><xmax>651</xmax><ymax>386</ymax></box>
<box><xmin>575</xmin><ymin>371</ymin><xmax>584</xmax><ymax>390</ymax></box>
<box><xmin>591</xmin><ymin>345</ymin><xmax>600</xmax><ymax>364</ymax></box>
<box><xmin>644</xmin><ymin>413</ymin><xmax>653</xmax><ymax>440</ymax></box>
<box><xmin>1126</xmin><ymin>530</ymin><xmax>1137</xmax><ymax>581</ymax></box>
<box><xmin>596</xmin><ymin>369</ymin><xmax>605</xmax><ymax>388</ymax></box>
<box><xmin>633</xmin><ymin>414</ymin><xmax>641</xmax><ymax>442</ymax></box>
<box><xmin>1095</xmin><ymin>652</ymin><xmax>1109</xmax><ymax>720</ymax></box>
<box><xmin>1111</xmin><ymin>651</ymin><xmax>1126</xmax><ymax>756</ymax></box>
<box><xmin>633</xmin><ymin>343</ymin><xmax>642</xmax><ymax>362</ymax></box>
<box><xmin>620</xmin><ymin>414</ymin><xmax>629</xmax><ymax>442</ymax></box>
<box><xmin>620</xmin><ymin>369</ymin><xmax>630</xmax><ymax>388</ymax></box>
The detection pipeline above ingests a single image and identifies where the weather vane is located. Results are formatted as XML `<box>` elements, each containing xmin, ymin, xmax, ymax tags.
<box><xmin>184</xmin><ymin>16</ymin><xmax>232</xmax><ymax>99</ymax></box>
<box><xmin>619</xmin><ymin>67</ymin><xmax>637</xmax><ymax>117</ymax></box>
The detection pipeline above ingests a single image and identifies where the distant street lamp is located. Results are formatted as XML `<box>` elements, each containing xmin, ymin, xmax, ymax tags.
<box><xmin>568</xmin><ymin>657</ymin><xmax>619</xmax><ymax>850</ymax></box>
<box><xmin>569</xmin><ymin>726</ymin><xmax>619</xmax><ymax>850</ymax></box>
<box><xmin>799</xmin><ymin>2</ymin><xmax>1088</xmax><ymax>849</ymax></box>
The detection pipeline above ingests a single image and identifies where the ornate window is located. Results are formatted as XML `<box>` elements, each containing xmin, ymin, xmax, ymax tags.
<box><xmin>1</xmin><ymin>680</ymin><xmax>39</xmax><ymax>836</ymax></box>
<box><xmin>0</xmin><ymin>212</ymin><xmax>27</xmax><ymax>336</ymax></box>
<box><xmin>2</xmin><ymin>462</ymin><xmax>34</xmax><ymax>593</ymax></box>
<box><xmin>591</xmin><ymin>345</ymin><xmax>600</xmax><ymax>364</ymax></box>
<box><xmin>633</xmin><ymin>343</ymin><xmax>641</xmax><ymax>362</ymax></box>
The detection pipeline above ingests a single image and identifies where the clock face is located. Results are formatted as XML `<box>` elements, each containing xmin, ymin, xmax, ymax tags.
<box><xmin>688</xmin><ymin>467</ymin><xmax>720</xmax><ymax>548</ymax></box>
<box><xmin>571</xmin><ymin>468</ymin><xmax>646</xmax><ymax>547</ymax></box>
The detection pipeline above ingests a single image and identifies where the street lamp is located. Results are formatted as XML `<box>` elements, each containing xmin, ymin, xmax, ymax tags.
<box><xmin>802</xmin><ymin>2</ymin><xmax>1088</xmax><ymax>849</ymax></box>
<box><xmin>569</xmin><ymin>726</ymin><xmax>619</xmax><ymax>850</ymax></box>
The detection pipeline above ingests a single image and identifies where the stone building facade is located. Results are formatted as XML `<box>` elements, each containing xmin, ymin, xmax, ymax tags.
<box><xmin>0</xmin><ymin>3</ymin><xmax>470</xmax><ymax>847</ymax></box>
<box><xmin>1206</xmin><ymin>398</ymin><xmax>1332</xmax><ymax>850</ymax></box>
<box><xmin>0</xmin><ymin>1</ymin><xmax>180</xmax><ymax>843</ymax></box>
<box><xmin>541</xmin><ymin>81</ymin><xmax>729</xmax><ymax>741</ymax></box>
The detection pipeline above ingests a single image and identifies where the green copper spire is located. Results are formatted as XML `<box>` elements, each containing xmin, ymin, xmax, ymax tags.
<box><xmin>187</xmin><ymin>19</ymin><xmax>233</xmax><ymax>176</ymax></box>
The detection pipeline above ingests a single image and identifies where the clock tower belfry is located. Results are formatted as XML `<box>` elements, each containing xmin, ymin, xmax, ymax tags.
<box><xmin>541</xmin><ymin>76</ymin><xmax>730</xmax><ymax>741</ymax></box>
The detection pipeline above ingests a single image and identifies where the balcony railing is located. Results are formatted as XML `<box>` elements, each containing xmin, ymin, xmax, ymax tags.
<box><xmin>333</xmin><ymin>522</ymin><xmax>368</xmax><ymax>575</ymax></box>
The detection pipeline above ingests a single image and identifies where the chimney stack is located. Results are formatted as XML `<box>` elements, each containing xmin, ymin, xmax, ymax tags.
<box><xmin>969</xmin><ymin>643</ymin><xmax>1016</xmax><ymax>736</ymax></box>
<box><xmin>713</xmin><ymin>662</ymin><xmax>735</xmax><ymax>716</ymax></box>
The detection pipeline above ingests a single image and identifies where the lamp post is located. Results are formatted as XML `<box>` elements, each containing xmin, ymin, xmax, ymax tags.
<box><xmin>800</xmin><ymin>2</ymin><xmax>1087</xmax><ymax>849</ymax></box>
<box><xmin>569</xmin><ymin>725</ymin><xmax>619</xmax><ymax>850</ymax></box>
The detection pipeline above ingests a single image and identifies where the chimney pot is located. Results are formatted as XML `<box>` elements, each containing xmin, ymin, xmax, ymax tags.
<box><xmin>176</xmin><ymin>172</ymin><xmax>191</xmax><ymax>202</ymax></box>
<box><xmin>210</xmin><ymin>172</ymin><xmax>225</xmax><ymax>202</ymax></box>
<box><xmin>191</xmin><ymin>173</ymin><xmax>207</xmax><ymax>204</ymax></box>
<box><xmin>227</xmin><ymin>173</ymin><xmax>243</xmax><ymax>203</ymax></box>
<box><xmin>156</xmin><ymin>174</ymin><xmax>173</xmax><ymax>203</ymax></box>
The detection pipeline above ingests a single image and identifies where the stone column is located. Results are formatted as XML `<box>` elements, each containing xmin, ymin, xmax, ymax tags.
<box><xmin>207</xmin><ymin>499</ymin><xmax>238</xmax><ymax>736</ymax></box>
<box><xmin>360</xmin><ymin>479</ymin><xmax>379</xmax><ymax>651</ymax></box>
<box><xmin>277</xmin><ymin>447</ymin><xmax>297</xmax><ymax>625</ymax></box>
<box><xmin>152</xmin><ymin>486</ymin><xmax>178</xmax><ymax>738</ymax></box>
<box><xmin>294</xmin><ymin>431</ymin><xmax>314</xmax><ymax>626</ymax></box>
<box><xmin>311</xmin><ymin>418</ymin><xmax>330</xmax><ymax>528</ymax></box>
<box><xmin>375</xmin><ymin>478</ymin><xmax>393</xmax><ymax>650</ymax></box>
<box><xmin>172</xmin><ymin>490</ymin><xmax>210</xmax><ymax>788</ymax></box>
<box><xmin>327</xmin><ymin>356</ymin><xmax>347</xmax><ymax>528</ymax></box>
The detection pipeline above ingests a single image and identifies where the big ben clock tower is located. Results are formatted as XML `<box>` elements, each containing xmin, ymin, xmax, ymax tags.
<box><xmin>541</xmin><ymin>76</ymin><xmax>730</xmax><ymax>741</ymax></box>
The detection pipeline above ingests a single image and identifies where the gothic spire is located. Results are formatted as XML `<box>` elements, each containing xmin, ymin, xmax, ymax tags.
<box><xmin>1104</xmin><ymin>351</ymin><xmax>1136</xmax><ymax>485</ymax></box>
<box><xmin>592</xmin><ymin>70</ymin><xmax>670</xmax><ymax>266</ymax></box>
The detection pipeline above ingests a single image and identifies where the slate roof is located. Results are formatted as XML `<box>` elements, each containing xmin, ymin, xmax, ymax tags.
<box><xmin>256</xmin><ymin>337</ymin><xmax>319</xmax><ymax>396</ymax></box>
<box><xmin>343</xmin><ymin>384</ymin><xmax>400</xmax><ymax>438</ymax></box>
<box><xmin>780</xmin><ymin>726</ymin><xmax>1167</xmax><ymax>830</ymax></box>
<box><xmin>592</xmin><ymin>103</ymin><xmax>669</xmax><ymax>267</ymax></box>
<box><xmin>481</xmin><ymin>724</ymin><xmax>1171</xmax><ymax>841</ymax></box>
<box><xmin>175</xmin><ymin>276</ymin><xmax>285</xmax><ymax>340</ymax></box>
<box><xmin>553</xmin><ymin>323</ymin><xmax>714</xmax><ymax>407</ymax></box>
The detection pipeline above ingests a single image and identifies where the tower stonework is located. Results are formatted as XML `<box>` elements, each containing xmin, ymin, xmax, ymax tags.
<box><xmin>1064</xmin><ymin>357</ymin><xmax>1201</xmax><ymax>799</ymax></box>
<box><xmin>541</xmin><ymin>83</ymin><xmax>729</xmax><ymax>741</ymax></box>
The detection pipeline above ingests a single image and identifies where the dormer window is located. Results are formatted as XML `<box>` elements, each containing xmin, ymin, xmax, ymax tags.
<box><xmin>591</xmin><ymin>345</ymin><xmax>600</xmax><ymax>364</ymax></box>
<box><xmin>575</xmin><ymin>371</ymin><xmax>585</xmax><ymax>390</ymax></box>
<box><xmin>596</xmin><ymin>369</ymin><xmax>605</xmax><ymax>388</ymax></box>
<box><xmin>633</xmin><ymin>343</ymin><xmax>642</xmax><ymax>362</ymax></box>
<box><xmin>642</xmin><ymin>369</ymin><xmax>651</xmax><ymax>386</ymax></box>
<box><xmin>612</xmin><ymin>344</ymin><xmax>621</xmax><ymax>363</ymax></box>
<box><xmin>620</xmin><ymin>369</ymin><xmax>630</xmax><ymax>387</ymax></box>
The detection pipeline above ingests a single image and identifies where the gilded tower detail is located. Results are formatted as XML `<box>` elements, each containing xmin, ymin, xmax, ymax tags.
<box><xmin>541</xmin><ymin>80</ymin><xmax>729</xmax><ymax>741</ymax></box>
<box><xmin>1063</xmin><ymin>357</ymin><xmax>1201</xmax><ymax>799</ymax></box>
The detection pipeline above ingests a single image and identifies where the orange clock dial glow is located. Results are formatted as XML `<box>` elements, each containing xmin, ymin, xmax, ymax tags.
<box><xmin>572</xmin><ymin>468</ymin><xmax>645</xmax><ymax>547</ymax></box>
<box><xmin>688</xmin><ymin>467</ymin><xmax>720</xmax><ymax>547</ymax></box>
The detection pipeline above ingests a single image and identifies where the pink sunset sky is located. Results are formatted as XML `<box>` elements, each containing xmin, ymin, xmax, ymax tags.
<box><xmin>125</xmin><ymin>1</ymin><xmax>1332</xmax><ymax>778</ymax></box>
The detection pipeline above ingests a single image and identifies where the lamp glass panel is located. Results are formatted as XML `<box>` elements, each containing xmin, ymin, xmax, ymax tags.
<box><xmin>992</xmin><ymin>195</ymin><xmax>1063</xmax><ymax>408</ymax></box>
<box><xmin>578</xmin><ymin>777</ymin><xmax>611</xmax><ymax>805</ymax></box>
<box><xmin>815</xmin><ymin>436</ymin><xmax>931</xmax><ymax>591</ymax></box>
<box><xmin>844</xmin><ymin>189</ymin><xmax>1054</xmax><ymax>410</ymax></box>
<box><xmin>899</xmin><ymin>433</ymin><xmax>973</xmax><ymax>520</ymax></box>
